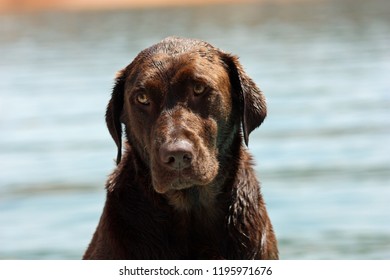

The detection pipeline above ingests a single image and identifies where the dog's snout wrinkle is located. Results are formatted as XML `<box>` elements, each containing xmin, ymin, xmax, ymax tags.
<box><xmin>159</xmin><ymin>140</ymin><xmax>193</xmax><ymax>170</ymax></box>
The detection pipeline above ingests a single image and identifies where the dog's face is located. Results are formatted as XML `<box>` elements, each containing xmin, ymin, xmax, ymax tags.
<box><xmin>122</xmin><ymin>51</ymin><xmax>233</xmax><ymax>194</ymax></box>
<box><xmin>106</xmin><ymin>37</ymin><xmax>267</xmax><ymax>195</ymax></box>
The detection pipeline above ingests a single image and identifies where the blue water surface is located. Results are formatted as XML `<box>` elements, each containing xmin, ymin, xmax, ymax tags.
<box><xmin>0</xmin><ymin>0</ymin><xmax>389</xmax><ymax>259</ymax></box>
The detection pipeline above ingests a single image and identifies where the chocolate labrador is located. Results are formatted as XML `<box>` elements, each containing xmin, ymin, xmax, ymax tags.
<box><xmin>83</xmin><ymin>36</ymin><xmax>278</xmax><ymax>259</ymax></box>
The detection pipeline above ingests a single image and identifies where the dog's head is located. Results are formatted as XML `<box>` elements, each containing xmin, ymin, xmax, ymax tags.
<box><xmin>106</xmin><ymin>37</ymin><xmax>266</xmax><ymax>194</ymax></box>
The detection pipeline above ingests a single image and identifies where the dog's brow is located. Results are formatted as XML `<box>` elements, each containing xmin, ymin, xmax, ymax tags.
<box><xmin>151</xmin><ymin>59</ymin><xmax>169</xmax><ymax>81</ymax></box>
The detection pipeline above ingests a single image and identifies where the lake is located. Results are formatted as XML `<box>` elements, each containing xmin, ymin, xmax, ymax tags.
<box><xmin>0</xmin><ymin>0</ymin><xmax>389</xmax><ymax>259</ymax></box>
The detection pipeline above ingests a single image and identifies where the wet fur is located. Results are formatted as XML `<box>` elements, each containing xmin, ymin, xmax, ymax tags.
<box><xmin>83</xmin><ymin>37</ymin><xmax>278</xmax><ymax>259</ymax></box>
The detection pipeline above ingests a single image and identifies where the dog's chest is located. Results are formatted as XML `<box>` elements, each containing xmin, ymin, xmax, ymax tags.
<box><xmin>162</xmin><ymin>205</ymin><xmax>227</xmax><ymax>259</ymax></box>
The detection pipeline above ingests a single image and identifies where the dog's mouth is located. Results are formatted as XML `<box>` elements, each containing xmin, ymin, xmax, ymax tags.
<box><xmin>151</xmin><ymin>150</ymin><xmax>220</xmax><ymax>194</ymax></box>
<box><xmin>152</xmin><ymin>168</ymin><xmax>213</xmax><ymax>194</ymax></box>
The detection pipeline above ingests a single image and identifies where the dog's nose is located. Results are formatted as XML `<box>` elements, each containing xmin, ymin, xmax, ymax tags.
<box><xmin>159</xmin><ymin>140</ymin><xmax>193</xmax><ymax>170</ymax></box>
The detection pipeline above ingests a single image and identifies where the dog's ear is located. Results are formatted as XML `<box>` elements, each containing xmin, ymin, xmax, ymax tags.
<box><xmin>222</xmin><ymin>53</ymin><xmax>267</xmax><ymax>146</ymax></box>
<box><xmin>105</xmin><ymin>70</ymin><xmax>126</xmax><ymax>165</ymax></box>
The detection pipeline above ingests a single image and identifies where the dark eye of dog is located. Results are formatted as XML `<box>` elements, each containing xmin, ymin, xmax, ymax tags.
<box><xmin>136</xmin><ymin>93</ymin><xmax>150</xmax><ymax>105</ymax></box>
<box><xmin>193</xmin><ymin>83</ymin><xmax>206</xmax><ymax>95</ymax></box>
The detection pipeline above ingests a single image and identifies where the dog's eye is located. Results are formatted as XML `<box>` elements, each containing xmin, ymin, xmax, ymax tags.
<box><xmin>136</xmin><ymin>93</ymin><xmax>150</xmax><ymax>105</ymax></box>
<box><xmin>193</xmin><ymin>83</ymin><xmax>206</xmax><ymax>95</ymax></box>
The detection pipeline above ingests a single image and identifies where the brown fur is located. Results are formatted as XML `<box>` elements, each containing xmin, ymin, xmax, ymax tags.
<box><xmin>83</xmin><ymin>37</ymin><xmax>278</xmax><ymax>259</ymax></box>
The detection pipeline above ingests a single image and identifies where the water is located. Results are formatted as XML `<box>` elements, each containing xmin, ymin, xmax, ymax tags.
<box><xmin>1</xmin><ymin>0</ymin><xmax>389</xmax><ymax>259</ymax></box>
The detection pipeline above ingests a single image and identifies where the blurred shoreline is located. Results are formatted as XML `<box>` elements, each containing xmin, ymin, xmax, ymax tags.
<box><xmin>2</xmin><ymin>0</ymin><xmax>246</xmax><ymax>13</ymax></box>
<box><xmin>0</xmin><ymin>0</ymin><xmax>312</xmax><ymax>14</ymax></box>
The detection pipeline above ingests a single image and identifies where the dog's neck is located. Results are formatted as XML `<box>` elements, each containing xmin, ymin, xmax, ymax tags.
<box><xmin>163</xmin><ymin>183</ymin><xmax>223</xmax><ymax>214</ymax></box>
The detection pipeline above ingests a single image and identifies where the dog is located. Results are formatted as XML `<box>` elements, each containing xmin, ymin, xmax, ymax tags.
<box><xmin>83</xmin><ymin>36</ymin><xmax>278</xmax><ymax>259</ymax></box>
